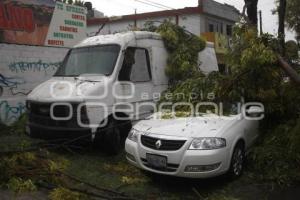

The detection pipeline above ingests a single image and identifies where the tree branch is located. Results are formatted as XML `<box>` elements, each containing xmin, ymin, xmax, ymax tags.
<box><xmin>218</xmin><ymin>69</ymin><xmax>252</xmax><ymax>99</ymax></box>
<box><xmin>277</xmin><ymin>55</ymin><xmax>300</xmax><ymax>84</ymax></box>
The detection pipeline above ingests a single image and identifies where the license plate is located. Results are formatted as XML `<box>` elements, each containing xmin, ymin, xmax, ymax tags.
<box><xmin>146</xmin><ymin>154</ymin><xmax>167</xmax><ymax>168</ymax></box>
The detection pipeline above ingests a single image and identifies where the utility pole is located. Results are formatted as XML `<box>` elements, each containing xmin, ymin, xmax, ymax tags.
<box><xmin>134</xmin><ymin>9</ymin><xmax>137</xmax><ymax>28</ymax></box>
<box><xmin>259</xmin><ymin>10</ymin><xmax>263</xmax><ymax>35</ymax></box>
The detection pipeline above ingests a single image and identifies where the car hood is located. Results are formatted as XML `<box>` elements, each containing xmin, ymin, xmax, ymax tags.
<box><xmin>134</xmin><ymin>115</ymin><xmax>241</xmax><ymax>138</ymax></box>
<box><xmin>27</xmin><ymin>76</ymin><xmax>109</xmax><ymax>102</ymax></box>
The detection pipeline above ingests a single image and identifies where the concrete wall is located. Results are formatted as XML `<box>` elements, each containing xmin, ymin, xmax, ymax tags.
<box><xmin>178</xmin><ymin>14</ymin><xmax>201</xmax><ymax>35</ymax></box>
<box><xmin>0</xmin><ymin>44</ymin><xmax>68</xmax><ymax>124</ymax></box>
<box><xmin>136</xmin><ymin>16</ymin><xmax>176</xmax><ymax>30</ymax></box>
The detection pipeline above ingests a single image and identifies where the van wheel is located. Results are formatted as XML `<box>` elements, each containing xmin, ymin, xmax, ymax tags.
<box><xmin>228</xmin><ymin>142</ymin><xmax>245</xmax><ymax>178</ymax></box>
<box><xmin>26</xmin><ymin>127</ymin><xmax>39</xmax><ymax>138</ymax></box>
<box><xmin>103</xmin><ymin>119</ymin><xmax>122</xmax><ymax>155</ymax></box>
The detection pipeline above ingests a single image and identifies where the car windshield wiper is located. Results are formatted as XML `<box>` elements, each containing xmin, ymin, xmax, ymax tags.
<box><xmin>74</xmin><ymin>75</ymin><xmax>104</xmax><ymax>83</ymax></box>
<box><xmin>54</xmin><ymin>74</ymin><xmax>78</xmax><ymax>77</ymax></box>
<box><xmin>76</xmin><ymin>79</ymin><xmax>102</xmax><ymax>83</ymax></box>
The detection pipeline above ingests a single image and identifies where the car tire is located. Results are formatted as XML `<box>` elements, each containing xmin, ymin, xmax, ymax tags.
<box><xmin>228</xmin><ymin>142</ymin><xmax>245</xmax><ymax>178</ymax></box>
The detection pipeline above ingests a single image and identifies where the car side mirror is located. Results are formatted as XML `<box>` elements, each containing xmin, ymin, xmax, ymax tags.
<box><xmin>246</xmin><ymin>106</ymin><xmax>264</xmax><ymax>115</ymax></box>
<box><xmin>245</xmin><ymin>105</ymin><xmax>264</xmax><ymax>120</ymax></box>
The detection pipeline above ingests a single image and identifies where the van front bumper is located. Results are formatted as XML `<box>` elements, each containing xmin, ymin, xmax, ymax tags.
<box><xmin>125</xmin><ymin>138</ymin><xmax>231</xmax><ymax>178</ymax></box>
<box><xmin>26</xmin><ymin>121</ymin><xmax>92</xmax><ymax>139</ymax></box>
<box><xmin>26</xmin><ymin>100</ymin><xmax>91</xmax><ymax>138</ymax></box>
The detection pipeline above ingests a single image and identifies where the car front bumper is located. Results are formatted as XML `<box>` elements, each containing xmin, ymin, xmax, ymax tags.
<box><xmin>125</xmin><ymin>138</ymin><xmax>231</xmax><ymax>178</ymax></box>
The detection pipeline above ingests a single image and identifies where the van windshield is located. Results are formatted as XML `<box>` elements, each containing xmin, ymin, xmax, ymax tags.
<box><xmin>54</xmin><ymin>45</ymin><xmax>120</xmax><ymax>77</ymax></box>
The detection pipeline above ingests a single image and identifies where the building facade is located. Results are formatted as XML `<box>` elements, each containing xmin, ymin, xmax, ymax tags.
<box><xmin>86</xmin><ymin>0</ymin><xmax>240</xmax><ymax>37</ymax></box>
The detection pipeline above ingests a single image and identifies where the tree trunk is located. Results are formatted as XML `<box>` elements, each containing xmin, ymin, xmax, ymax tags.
<box><xmin>244</xmin><ymin>0</ymin><xmax>259</xmax><ymax>26</ymax></box>
<box><xmin>278</xmin><ymin>0</ymin><xmax>287</xmax><ymax>56</ymax></box>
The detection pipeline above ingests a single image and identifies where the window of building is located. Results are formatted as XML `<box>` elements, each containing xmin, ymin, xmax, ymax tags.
<box><xmin>118</xmin><ymin>47</ymin><xmax>151</xmax><ymax>82</ymax></box>
<box><xmin>218</xmin><ymin>64</ymin><xmax>226</xmax><ymax>75</ymax></box>
<box><xmin>209</xmin><ymin>24</ymin><xmax>214</xmax><ymax>32</ymax></box>
<box><xmin>226</xmin><ymin>25</ymin><xmax>232</xmax><ymax>36</ymax></box>
<box><xmin>220</xmin><ymin>23</ymin><xmax>223</xmax><ymax>34</ymax></box>
<box><xmin>218</xmin><ymin>64</ymin><xmax>231</xmax><ymax>75</ymax></box>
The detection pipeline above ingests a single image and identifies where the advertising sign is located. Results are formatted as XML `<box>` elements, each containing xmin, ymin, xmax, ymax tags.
<box><xmin>45</xmin><ymin>1</ymin><xmax>87</xmax><ymax>47</ymax></box>
<box><xmin>0</xmin><ymin>0</ymin><xmax>86</xmax><ymax>47</ymax></box>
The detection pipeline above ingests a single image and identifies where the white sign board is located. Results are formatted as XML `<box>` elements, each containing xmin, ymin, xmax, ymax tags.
<box><xmin>45</xmin><ymin>2</ymin><xmax>87</xmax><ymax>47</ymax></box>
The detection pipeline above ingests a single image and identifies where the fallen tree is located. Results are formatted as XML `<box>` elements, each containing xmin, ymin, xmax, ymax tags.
<box><xmin>278</xmin><ymin>55</ymin><xmax>300</xmax><ymax>84</ymax></box>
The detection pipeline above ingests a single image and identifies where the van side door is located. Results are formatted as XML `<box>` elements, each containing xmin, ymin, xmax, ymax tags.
<box><xmin>116</xmin><ymin>47</ymin><xmax>154</xmax><ymax>120</ymax></box>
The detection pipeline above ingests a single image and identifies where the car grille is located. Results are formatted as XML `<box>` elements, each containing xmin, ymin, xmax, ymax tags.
<box><xmin>27</xmin><ymin>101</ymin><xmax>89</xmax><ymax>128</ymax></box>
<box><xmin>141</xmin><ymin>135</ymin><xmax>186</xmax><ymax>151</ymax></box>
<box><xmin>140</xmin><ymin>158</ymin><xmax>179</xmax><ymax>172</ymax></box>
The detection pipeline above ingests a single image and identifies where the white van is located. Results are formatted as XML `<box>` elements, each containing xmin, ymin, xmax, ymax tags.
<box><xmin>26</xmin><ymin>31</ymin><xmax>218</xmax><ymax>154</ymax></box>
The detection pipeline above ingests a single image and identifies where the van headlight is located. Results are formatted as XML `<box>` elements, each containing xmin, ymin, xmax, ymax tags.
<box><xmin>189</xmin><ymin>138</ymin><xmax>226</xmax><ymax>150</ymax></box>
<box><xmin>26</xmin><ymin>101</ymin><xmax>31</xmax><ymax>110</ymax></box>
<box><xmin>127</xmin><ymin>129</ymin><xmax>139</xmax><ymax>142</ymax></box>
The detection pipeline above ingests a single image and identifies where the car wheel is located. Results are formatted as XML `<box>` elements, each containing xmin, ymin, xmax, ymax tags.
<box><xmin>228</xmin><ymin>142</ymin><xmax>245</xmax><ymax>178</ymax></box>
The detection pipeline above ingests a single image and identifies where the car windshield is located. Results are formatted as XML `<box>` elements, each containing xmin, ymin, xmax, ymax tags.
<box><xmin>54</xmin><ymin>45</ymin><xmax>120</xmax><ymax>77</ymax></box>
<box><xmin>153</xmin><ymin>102</ymin><xmax>242</xmax><ymax>120</ymax></box>
<box><xmin>221</xmin><ymin>102</ymin><xmax>242</xmax><ymax>116</ymax></box>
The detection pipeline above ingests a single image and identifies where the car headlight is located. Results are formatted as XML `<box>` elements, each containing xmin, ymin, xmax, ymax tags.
<box><xmin>189</xmin><ymin>138</ymin><xmax>226</xmax><ymax>150</ymax></box>
<box><xmin>127</xmin><ymin>129</ymin><xmax>139</xmax><ymax>142</ymax></box>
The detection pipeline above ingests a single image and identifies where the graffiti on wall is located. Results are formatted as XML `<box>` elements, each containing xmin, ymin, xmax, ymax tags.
<box><xmin>0</xmin><ymin>73</ymin><xmax>25</xmax><ymax>97</ymax></box>
<box><xmin>0</xmin><ymin>74</ymin><xmax>23</xmax><ymax>89</ymax></box>
<box><xmin>0</xmin><ymin>100</ymin><xmax>25</xmax><ymax>123</ymax></box>
<box><xmin>0</xmin><ymin>44</ymin><xmax>68</xmax><ymax>124</ymax></box>
<box><xmin>9</xmin><ymin>60</ymin><xmax>62</xmax><ymax>74</ymax></box>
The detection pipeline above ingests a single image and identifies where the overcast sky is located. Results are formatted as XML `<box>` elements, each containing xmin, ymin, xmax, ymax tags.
<box><xmin>88</xmin><ymin>0</ymin><xmax>296</xmax><ymax>41</ymax></box>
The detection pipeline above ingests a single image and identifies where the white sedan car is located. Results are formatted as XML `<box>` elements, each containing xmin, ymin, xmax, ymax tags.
<box><xmin>125</xmin><ymin>106</ymin><xmax>262</xmax><ymax>178</ymax></box>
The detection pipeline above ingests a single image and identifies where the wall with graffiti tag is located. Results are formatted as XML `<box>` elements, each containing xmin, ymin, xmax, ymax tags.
<box><xmin>0</xmin><ymin>43</ymin><xmax>68</xmax><ymax>124</ymax></box>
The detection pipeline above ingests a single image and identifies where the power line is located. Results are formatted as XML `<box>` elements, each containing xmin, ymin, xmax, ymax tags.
<box><xmin>142</xmin><ymin>0</ymin><xmax>174</xmax><ymax>10</ymax></box>
<box><xmin>109</xmin><ymin>0</ymin><xmax>136</xmax><ymax>10</ymax></box>
<box><xmin>134</xmin><ymin>0</ymin><xmax>167</xmax><ymax>10</ymax></box>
